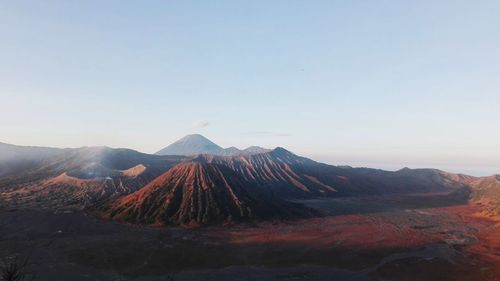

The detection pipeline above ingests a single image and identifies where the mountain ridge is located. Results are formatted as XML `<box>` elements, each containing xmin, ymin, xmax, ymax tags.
<box><xmin>0</xmin><ymin>136</ymin><xmax>498</xmax><ymax>226</ymax></box>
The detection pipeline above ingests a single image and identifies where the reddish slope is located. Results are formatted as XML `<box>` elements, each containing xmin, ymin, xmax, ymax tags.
<box><xmin>469</xmin><ymin>175</ymin><xmax>500</xmax><ymax>221</ymax></box>
<box><xmin>1</xmin><ymin>165</ymin><xmax>163</xmax><ymax>210</ymax></box>
<box><xmin>102</xmin><ymin>162</ymin><xmax>307</xmax><ymax>226</ymax></box>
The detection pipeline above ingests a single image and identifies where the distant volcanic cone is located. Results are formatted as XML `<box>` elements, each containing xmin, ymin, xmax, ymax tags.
<box><xmin>154</xmin><ymin>134</ymin><xmax>270</xmax><ymax>156</ymax></box>
<box><xmin>155</xmin><ymin>134</ymin><xmax>224</xmax><ymax>156</ymax></box>
<box><xmin>101</xmin><ymin>162</ymin><xmax>306</xmax><ymax>226</ymax></box>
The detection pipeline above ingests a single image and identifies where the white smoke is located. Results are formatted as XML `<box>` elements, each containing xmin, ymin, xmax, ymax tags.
<box><xmin>192</xmin><ymin>120</ymin><xmax>209</xmax><ymax>131</ymax></box>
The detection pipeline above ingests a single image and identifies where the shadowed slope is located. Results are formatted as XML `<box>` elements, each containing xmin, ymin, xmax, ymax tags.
<box><xmin>102</xmin><ymin>162</ymin><xmax>307</xmax><ymax>226</ymax></box>
<box><xmin>0</xmin><ymin>142</ymin><xmax>65</xmax><ymax>178</ymax></box>
<box><xmin>193</xmin><ymin>148</ymin><xmax>470</xmax><ymax>198</ymax></box>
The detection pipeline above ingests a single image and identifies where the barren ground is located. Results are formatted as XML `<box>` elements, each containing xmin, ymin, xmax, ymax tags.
<box><xmin>1</xmin><ymin>193</ymin><xmax>499</xmax><ymax>281</ymax></box>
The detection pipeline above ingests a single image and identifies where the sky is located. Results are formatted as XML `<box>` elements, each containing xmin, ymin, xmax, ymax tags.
<box><xmin>1</xmin><ymin>1</ymin><xmax>499</xmax><ymax>176</ymax></box>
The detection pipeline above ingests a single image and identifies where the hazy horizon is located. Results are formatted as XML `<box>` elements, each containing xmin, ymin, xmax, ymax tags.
<box><xmin>1</xmin><ymin>133</ymin><xmax>497</xmax><ymax>177</ymax></box>
<box><xmin>1</xmin><ymin>1</ymin><xmax>499</xmax><ymax>176</ymax></box>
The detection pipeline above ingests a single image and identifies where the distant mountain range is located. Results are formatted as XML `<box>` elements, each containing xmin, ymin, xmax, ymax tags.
<box><xmin>0</xmin><ymin>135</ymin><xmax>498</xmax><ymax>226</ymax></box>
<box><xmin>155</xmin><ymin>134</ymin><xmax>270</xmax><ymax>156</ymax></box>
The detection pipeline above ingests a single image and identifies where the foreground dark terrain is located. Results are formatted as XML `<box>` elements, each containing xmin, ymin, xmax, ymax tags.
<box><xmin>1</xmin><ymin>193</ymin><xmax>499</xmax><ymax>281</ymax></box>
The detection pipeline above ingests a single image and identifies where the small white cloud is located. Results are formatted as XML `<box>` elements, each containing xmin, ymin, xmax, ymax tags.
<box><xmin>192</xmin><ymin>120</ymin><xmax>209</xmax><ymax>130</ymax></box>
<box><xmin>243</xmin><ymin>131</ymin><xmax>291</xmax><ymax>137</ymax></box>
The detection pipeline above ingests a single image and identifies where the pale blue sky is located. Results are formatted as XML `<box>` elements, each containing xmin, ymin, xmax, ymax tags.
<box><xmin>1</xmin><ymin>1</ymin><xmax>499</xmax><ymax>175</ymax></box>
